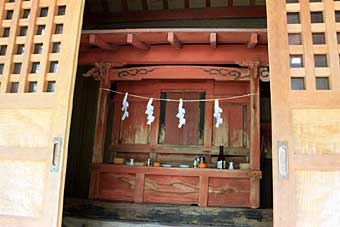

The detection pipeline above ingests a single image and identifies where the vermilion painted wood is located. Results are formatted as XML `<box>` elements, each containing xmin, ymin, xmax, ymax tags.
<box><xmin>143</xmin><ymin>175</ymin><xmax>199</xmax><ymax>205</ymax></box>
<box><xmin>110</xmin><ymin>144</ymin><xmax>250</xmax><ymax>156</ymax></box>
<box><xmin>81</xmin><ymin>30</ymin><xmax>268</xmax><ymax>47</ymax></box>
<box><xmin>111</xmin><ymin>80</ymin><xmax>251</xmax><ymax>157</ymax></box>
<box><xmin>135</xmin><ymin>173</ymin><xmax>145</xmax><ymax>203</ymax></box>
<box><xmin>98</xmin><ymin>173</ymin><xmax>135</xmax><ymax>202</ymax></box>
<box><xmin>249</xmin><ymin>64</ymin><xmax>260</xmax><ymax>208</ymax></box>
<box><xmin>90</xmin><ymin>164</ymin><xmax>260</xmax><ymax>207</ymax></box>
<box><xmin>83</xmin><ymin>7</ymin><xmax>266</xmax><ymax>24</ymax></box>
<box><xmin>163</xmin><ymin>92</ymin><xmax>201</xmax><ymax>145</ymax></box>
<box><xmin>89</xmin><ymin>34</ymin><xmax>116</xmax><ymax>50</ymax></box>
<box><xmin>229</xmin><ymin>105</ymin><xmax>245</xmax><ymax>147</ymax></box>
<box><xmin>208</xmin><ymin>178</ymin><xmax>250</xmax><ymax>207</ymax></box>
<box><xmin>110</xmin><ymin>66</ymin><xmax>251</xmax><ymax>81</ymax></box>
<box><xmin>91</xmin><ymin>164</ymin><xmax>261</xmax><ymax>178</ymax></box>
<box><xmin>92</xmin><ymin>74</ymin><xmax>111</xmax><ymax>163</ymax></box>
<box><xmin>198</xmin><ymin>176</ymin><xmax>209</xmax><ymax>207</ymax></box>
<box><xmin>78</xmin><ymin>45</ymin><xmax>269</xmax><ymax>66</ymax></box>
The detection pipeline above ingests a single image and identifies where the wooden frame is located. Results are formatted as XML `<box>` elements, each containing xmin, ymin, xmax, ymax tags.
<box><xmin>0</xmin><ymin>1</ymin><xmax>85</xmax><ymax>226</ymax></box>
<box><xmin>267</xmin><ymin>0</ymin><xmax>340</xmax><ymax>226</ymax></box>
<box><xmin>81</xmin><ymin>29</ymin><xmax>263</xmax><ymax>208</ymax></box>
<box><xmin>89</xmin><ymin>165</ymin><xmax>261</xmax><ymax>208</ymax></box>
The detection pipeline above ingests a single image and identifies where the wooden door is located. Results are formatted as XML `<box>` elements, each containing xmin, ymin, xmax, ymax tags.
<box><xmin>0</xmin><ymin>0</ymin><xmax>84</xmax><ymax>226</ymax></box>
<box><xmin>267</xmin><ymin>0</ymin><xmax>340</xmax><ymax>226</ymax></box>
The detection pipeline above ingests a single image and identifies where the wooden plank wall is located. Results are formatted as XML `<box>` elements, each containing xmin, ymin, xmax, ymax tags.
<box><xmin>110</xmin><ymin>80</ymin><xmax>251</xmax><ymax>167</ymax></box>
<box><xmin>65</xmin><ymin>66</ymin><xmax>99</xmax><ymax>198</ymax></box>
<box><xmin>89</xmin><ymin>164</ymin><xmax>261</xmax><ymax>207</ymax></box>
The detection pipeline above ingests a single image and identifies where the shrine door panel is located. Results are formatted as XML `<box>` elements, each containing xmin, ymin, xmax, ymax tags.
<box><xmin>0</xmin><ymin>0</ymin><xmax>84</xmax><ymax>226</ymax></box>
<box><xmin>267</xmin><ymin>0</ymin><xmax>340</xmax><ymax>226</ymax></box>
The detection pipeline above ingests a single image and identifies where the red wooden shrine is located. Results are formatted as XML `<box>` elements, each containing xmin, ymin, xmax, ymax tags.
<box><xmin>80</xmin><ymin>29</ymin><xmax>268</xmax><ymax>208</ymax></box>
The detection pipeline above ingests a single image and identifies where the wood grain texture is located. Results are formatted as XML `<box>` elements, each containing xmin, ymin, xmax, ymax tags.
<box><xmin>0</xmin><ymin>1</ymin><xmax>85</xmax><ymax>226</ymax></box>
<box><xmin>0</xmin><ymin>109</ymin><xmax>51</xmax><ymax>148</ymax></box>
<box><xmin>98</xmin><ymin>173</ymin><xmax>135</xmax><ymax>202</ymax></box>
<box><xmin>89</xmin><ymin>164</ymin><xmax>260</xmax><ymax>207</ymax></box>
<box><xmin>208</xmin><ymin>178</ymin><xmax>250</xmax><ymax>207</ymax></box>
<box><xmin>110</xmin><ymin>66</ymin><xmax>251</xmax><ymax>81</ymax></box>
<box><xmin>292</xmin><ymin>109</ymin><xmax>340</xmax><ymax>155</ymax></box>
<box><xmin>79</xmin><ymin>45</ymin><xmax>269</xmax><ymax>66</ymax></box>
<box><xmin>144</xmin><ymin>175</ymin><xmax>199</xmax><ymax>205</ymax></box>
<box><xmin>296</xmin><ymin>171</ymin><xmax>340</xmax><ymax>227</ymax></box>
<box><xmin>64</xmin><ymin>198</ymin><xmax>273</xmax><ymax>227</ymax></box>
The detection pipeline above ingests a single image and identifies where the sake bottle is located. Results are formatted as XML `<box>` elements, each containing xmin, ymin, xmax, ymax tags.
<box><xmin>217</xmin><ymin>146</ymin><xmax>225</xmax><ymax>169</ymax></box>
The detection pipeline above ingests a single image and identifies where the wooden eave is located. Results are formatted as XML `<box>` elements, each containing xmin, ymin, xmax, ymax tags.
<box><xmin>83</xmin><ymin>6</ymin><xmax>267</xmax><ymax>24</ymax></box>
<box><xmin>79</xmin><ymin>28</ymin><xmax>269</xmax><ymax>66</ymax></box>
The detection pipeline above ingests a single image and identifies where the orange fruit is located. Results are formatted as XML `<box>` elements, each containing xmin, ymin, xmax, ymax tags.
<box><xmin>198</xmin><ymin>163</ymin><xmax>207</xmax><ymax>168</ymax></box>
<box><xmin>153</xmin><ymin>162</ymin><xmax>161</xmax><ymax>167</ymax></box>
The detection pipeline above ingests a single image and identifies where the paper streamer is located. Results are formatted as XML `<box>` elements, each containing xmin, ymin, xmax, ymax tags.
<box><xmin>213</xmin><ymin>99</ymin><xmax>223</xmax><ymax>128</ymax></box>
<box><xmin>176</xmin><ymin>98</ymin><xmax>186</xmax><ymax>128</ymax></box>
<box><xmin>121</xmin><ymin>92</ymin><xmax>129</xmax><ymax>120</ymax></box>
<box><xmin>145</xmin><ymin>98</ymin><xmax>155</xmax><ymax>125</ymax></box>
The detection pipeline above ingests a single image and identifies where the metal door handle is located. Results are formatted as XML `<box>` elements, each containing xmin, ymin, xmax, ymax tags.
<box><xmin>51</xmin><ymin>137</ymin><xmax>62</xmax><ymax>172</ymax></box>
<box><xmin>278</xmin><ymin>141</ymin><xmax>288</xmax><ymax>179</ymax></box>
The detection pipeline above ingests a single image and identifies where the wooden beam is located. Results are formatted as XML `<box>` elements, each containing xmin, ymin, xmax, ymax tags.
<box><xmin>81</xmin><ymin>29</ymin><xmax>268</xmax><ymax>46</ymax></box>
<box><xmin>247</xmin><ymin>33</ymin><xmax>258</xmax><ymax>48</ymax></box>
<box><xmin>127</xmin><ymin>33</ymin><xmax>150</xmax><ymax>50</ymax></box>
<box><xmin>89</xmin><ymin>34</ymin><xmax>116</xmax><ymax>50</ymax></box>
<box><xmin>110</xmin><ymin>65</ymin><xmax>251</xmax><ymax>81</ymax></box>
<box><xmin>167</xmin><ymin>32</ymin><xmax>182</xmax><ymax>49</ymax></box>
<box><xmin>210</xmin><ymin>32</ymin><xmax>217</xmax><ymax>48</ymax></box>
<box><xmin>78</xmin><ymin>45</ymin><xmax>269</xmax><ymax>66</ymax></box>
<box><xmin>91</xmin><ymin>64</ymin><xmax>111</xmax><ymax>163</ymax></box>
<box><xmin>83</xmin><ymin>6</ymin><xmax>267</xmax><ymax>24</ymax></box>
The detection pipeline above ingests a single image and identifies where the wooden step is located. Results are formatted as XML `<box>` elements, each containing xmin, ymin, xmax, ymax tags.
<box><xmin>63</xmin><ymin>198</ymin><xmax>272</xmax><ymax>227</ymax></box>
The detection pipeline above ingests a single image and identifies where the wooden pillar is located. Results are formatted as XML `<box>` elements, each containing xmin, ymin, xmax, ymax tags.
<box><xmin>250</xmin><ymin>62</ymin><xmax>260</xmax><ymax>208</ymax></box>
<box><xmin>83</xmin><ymin>63</ymin><xmax>113</xmax><ymax>163</ymax></box>
<box><xmin>239</xmin><ymin>61</ymin><xmax>260</xmax><ymax>208</ymax></box>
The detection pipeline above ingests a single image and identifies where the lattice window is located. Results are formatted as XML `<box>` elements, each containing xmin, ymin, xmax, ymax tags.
<box><xmin>0</xmin><ymin>0</ymin><xmax>67</xmax><ymax>93</ymax></box>
<box><xmin>286</xmin><ymin>0</ymin><xmax>340</xmax><ymax>91</ymax></box>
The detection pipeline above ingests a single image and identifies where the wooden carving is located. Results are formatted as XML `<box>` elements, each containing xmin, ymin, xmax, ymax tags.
<box><xmin>110</xmin><ymin>66</ymin><xmax>251</xmax><ymax>81</ymax></box>
<box><xmin>83</xmin><ymin>63</ymin><xmax>113</xmax><ymax>80</ymax></box>
<box><xmin>259</xmin><ymin>66</ymin><xmax>270</xmax><ymax>82</ymax></box>
<box><xmin>200</xmin><ymin>68</ymin><xmax>243</xmax><ymax>78</ymax></box>
<box><xmin>118</xmin><ymin>68</ymin><xmax>157</xmax><ymax>78</ymax></box>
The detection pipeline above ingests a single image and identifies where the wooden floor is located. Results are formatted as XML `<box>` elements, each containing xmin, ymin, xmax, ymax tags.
<box><xmin>63</xmin><ymin>198</ymin><xmax>272</xmax><ymax>227</ymax></box>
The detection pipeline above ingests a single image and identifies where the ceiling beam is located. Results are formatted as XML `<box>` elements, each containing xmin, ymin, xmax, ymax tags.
<box><xmin>247</xmin><ymin>33</ymin><xmax>258</xmax><ymax>48</ymax></box>
<box><xmin>79</xmin><ymin>45</ymin><xmax>269</xmax><ymax>66</ymax></box>
<box><xmin>210</xmin><ymin>32</ymin><xmax>217</xmax><ymax>48</ymax></box>
<box><xmin>83</xmin><ymin>6</ymin><xmax>266</xmax><ymax>24</ymax></box>
<box><xmin>89</xmin><ymin>34</ymin><xmax>116</xmax><ymax>50</ymax></box>
<box><xmin>127</xmin><ymin>33</ymin><xmax>150</xmax><ymax>50</ymax></box>
<box><xmin>168</xmin><ymin>32</ymin><xmax>182</xmax><ymax>49</ymax></box>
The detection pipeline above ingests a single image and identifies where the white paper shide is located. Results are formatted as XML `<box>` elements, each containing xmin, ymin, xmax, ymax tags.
<box><xmin>121</xmin><ymin>92</ymin><xmax>129</xmax><ymax>120</ymax></box>
<box><xmin>145</xmin><ymin>98</ymin><xmax>155</xmax><ymax>125</ymax></box>
<box><xmin>176</xmin><ymin>99</ymin><xmax>186</xmax><ymax>128</ymax></box>
<box><xmin>213</xmin><ymin>99</ymin><xmax>223</xmax><ymax>128</ymax></box>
